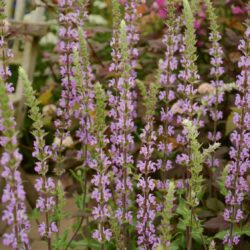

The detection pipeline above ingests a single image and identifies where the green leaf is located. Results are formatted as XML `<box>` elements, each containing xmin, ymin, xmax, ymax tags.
<box><xmin>240</xmin><ymin>226</ymin><xmax>250</xmax><ymax>236</ymax></box>
<box><xmin>215</xmin><ymin>226</ymin><xmax>250</xmax><ymax>240</ymax></box>
<box><xmin>225</xmin><ymin>108</ymin><xmax>240</xmax><ymax>135</ymax></box>
<box><xmin>52</xmin><ymin>230</ymin><xmax>69</xmax><ymax>249</ymax></box>
<box><xmin>172</xmin><ymin>234</ymin><xmax>185</xmax><ymax>250</ymax></box>
<box><xmin>176</xmin><ymin>198</ymin><xmax>190</xmax><ymax>218</ymax></box>
<box><xmin>214</xmin><ymin>230</ymin><xmax>227</xmax><ymax>240</ymax></box>
<box><xmin>192</xmin><ymin>229</ymin><xmax>204</xmax><ymax>245</ymax></box>
<box><xmin>30</xmin><ymin>208</ymin><xmax>40</xmax><ymax>220</ymax></box>
<box><xmin>205</xmin><ymin>198</ymin><xmax>225</xmax><ymax>212</ymax></box>
<box><xmin>70</xmin><ymin>239</ymin><xmax>100</xmax><ymax>249</ymax></box>
<box><xmin>156</xmin><ymin>245</ymin><xmax>164</xmax><ymax>250</ymax></box>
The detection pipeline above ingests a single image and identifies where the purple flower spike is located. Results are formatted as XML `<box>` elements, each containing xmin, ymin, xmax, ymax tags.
<box><xmin>0</xmin><ymin>10</ymin><xmax>30</xmax><ymax>249</ymax></box>
<box><xmin>223</xmin><ymin>24</ymin><xmax>250</xmax><ymax>247</ymax></box>
<box><xmin>53</xmin><ymin>0</ymin><xmax>83</xmax><ymax>175</ymax></box>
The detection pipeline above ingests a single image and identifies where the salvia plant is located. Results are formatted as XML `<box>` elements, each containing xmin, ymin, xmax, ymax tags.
<box><xmin>136</xmin><ymin>79</ymin><xmax>160</xmax><ymax>249</ymax></box>
<box><xmin>0</xmin><ymin>6</ymin><xmax>30</xmax><ymax>249</ymax></box>
<box><xmin>20</xmin><ymin>67</ymin><xmax>58</xmax><ymax>250</ymax></box>
<box><xmin>0</xmin><ymin>0</ymin><xmax>250</xmax><ymax>249</ymax></box>
<box><xmin>223</xmin><ymin>20</ymin><xmax>250</xmax><ymax>247</ymax></box>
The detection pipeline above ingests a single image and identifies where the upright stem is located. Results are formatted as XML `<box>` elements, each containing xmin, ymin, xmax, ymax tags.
<box><xmin>43</xmin><ymin>175</ymin><xmax>52</xmax><ymax>250</ymax></box>
<box><xmin>229</xmin><ymin>80</ymin><xmax>247</xmax><ymax>244</ymax></box>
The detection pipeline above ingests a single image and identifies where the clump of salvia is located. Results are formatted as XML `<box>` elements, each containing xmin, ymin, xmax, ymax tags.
<box><xmin>0</xmin><ymin>0</ymin><xmax>249</xmax><ymax>249</ymax></box>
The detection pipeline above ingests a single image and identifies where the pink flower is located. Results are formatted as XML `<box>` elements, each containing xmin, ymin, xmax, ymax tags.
<box><xmin>231</xmin><ymin>6</ymin><xmax>245</xmax><ymax>15</ymax></box>
<box><xmin>156</xmin><ymin>0</ymin><xmax>167</xmax><ymax>18</ymax></box>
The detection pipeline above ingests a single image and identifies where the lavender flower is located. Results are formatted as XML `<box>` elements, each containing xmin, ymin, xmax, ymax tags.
<box><xmin>74</xmin><ymin>28</ymin><xmax>95</xmax><ymax>167</ymax></box>
<box><xmin>158</xmin><ymin>1</ymin><xmax>181</xmax><ymax>187</ymax></box>
<box><xmin>107</xmin><ymin>0</ymin><xmax>122</xmax><ymax>124</ymax></box>
<box><xmin>177</xmin><ymin>1</ymin><xmax>200</xmax><ymax>124</ymax></box>
<box><xmin>53</xmin><ymin>0</ymin><xmax>80</xmax><ymax>175</ymax></box>
<box><xmin>124</xmin><ymin>0</ymin><xmax>140</xmax><ymax>75</ymax></box>
<box><xmin>108</xmin><ymin>7</ymin><xmax>140</xmax><ymax>239</ymax></box>
<box><xmin>223</xmin><ymin>24</ymin><xmax>250</xmax><ymax>247</ymax></box>
<box><xmin>107</xmin><ymin>0</ymin><xmax>122</xmax><ymax>183</ymax></box>
<box><xmin>175</xmin><ymin>0</ymin><xmax>202</xmax><ymax>166</ymax></box>
<box><xmin>136</xmin><ymin>81</ymin><xmax>160</xmax><ymax>249</ymax></box>
<box><xmin>90</xmin><ymin>83</ymin><xmax>112</xmax><ymax>246</ymax></box>
<box><xmin>20</xmin><ymin>68</ymin><xmax>58</xmax><ymax>249</ymax></box>
<box><xmin>176</xmin><ymin>2</ymin><xmax>202</xmax><ymax>249</ymax></box>
<box><xmin>0</xmin><ymin>12</ymin><xmax>14</xmax><ymax>89</ymax></box>
<box><xmin>71</xmin><ymin>28</ymin><xmax>97</xmax><ymax>248</ymax></box>
<box><xmin>109</xmin><ymin>0</ymin><xmax>121</xmax><ymax>75</ymax></box>
<box><xmin>204</xmin><ymin>0</ymin><xmax>225</xmax><ymax>169</ymax></box>
<box><xmin>0</xmin><ymin>8</ymin><xmax>30</xmax><ymax>249</ymax></box>
<box><xmin>110</xmin><ymin>20</ymin><xmax>137</xmax><ymax>246</ymax></box>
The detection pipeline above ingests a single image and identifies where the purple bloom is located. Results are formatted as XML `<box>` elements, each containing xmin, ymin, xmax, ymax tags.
<box><xmin>204</xmin><ymin>25</ymin><xmax>225</xmax><ymax>168</ymax></box>
<box><xmin>223</xmin><ymin>26</ymin><xmax>250</xmax><ymax>246</ymax></box>
<box><xmin>53</xmin><ymin>0</ymin><xmax>88</xmax><ymax>174</ymax></box>
<box><xmin>108</xmin><ymin>15</ymin><xmax>138</xmax><ymax>236</ymax></box>
<box><xmin>158</xmin><ymin>22</ymin><xmax>181</xmax><ymax>174</ymax></box>
<box><xmin>136</xmin><ymin>122</ymin><xmax>160</xmax><ymax>249</ymax></box>
<box><xmin>0</xmin><ymin>11</ymin><xmax>30</xmax><ymax>249</ymax></box>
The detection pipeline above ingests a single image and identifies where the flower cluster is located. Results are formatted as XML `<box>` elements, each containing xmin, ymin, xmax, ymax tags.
<box><xmin>109</xmin><ymin>0</ymin><xmax>121</xmax><ymax>75</ymax></box>
<box><xmin>227</xmin><ymin>1</ymin><xmax>250</xmax><ymax>16</ymax></box>
<box><xmin>175</xmin><ymin>0</ymin><xmax>201</xmax><ymax>185</ymax></box>
<box><xmin>136</xmin><ymin>81</ymin><xmax>160</xmax><ymax>249</ymax></box>
<box><xmin>223</xmin><ymin>24</ymin><xmax>250</xmax><ymax>247</ymax></box>
<box><xmin>157</xmin><ymin>1</ymin><xmax>181</xmax><ymax>187</ymax></box>
<box><xmin>20</xmin><ymin>68</ymin><xmax>58</xmax><ymax>247</ymax></box>
<box><xmin>74</xmin><ymin>28</ymin><xmax>95</xmax><ymax>167</ymax></box>
<box><xmin>108</xmin><ymin>4</ymin><xmax>140</xmax><ymax>233</ymax></box>
<box><xmin>124</xmin><ymin>0</ymin><xmax>140</xmax><ymax>75</ymax></box>
<box><xmin>90</xmin><ymin>83</ymin><xmax>112</xmax><ymax>244</ymax></box>
<box><xmin>204</xmin><ymin>0</ymin><xmax>225</xmax><ymax>169</ymax></box>
<box><xmin>176</xmin><ymin>0</ymin><xmax>201</xmax><ymax>148</ymax></box>
<box><xmin>107</xmin><ymin>4</ymin><xmax>135</xmax><ymax>247</ymax></box>
<box><xmin>53</xmin><ymin>0</ymin><xmax>80</xmax><ymax>174</ymax></box>
<box><xmin>174</xmin><ymin>2</ymin><xmax>202</xmax><ymax>248</ymax></box>
<box><xmin>0</xmin><ymin>11</ymin><xmax>13</xmax><ymax>89</ymax></box>
<box><xmin>0</xmin><ymin>7</ymin><xmax>30</xmax><ymax>249</ymax></box>
<box><xmin>108</xmin><ymin>0</ymin><xmax>122</xmax><ymax>174</ymax></box>
<box><xmin>112</xmin><ymin>20</ymin><xmax>136</xmax><ymax>228</ymax></box>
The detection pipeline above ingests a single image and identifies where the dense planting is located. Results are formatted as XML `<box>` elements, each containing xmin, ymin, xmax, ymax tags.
<box><xmin>0</xmin><ymin>0</ymin><xmax>249</xmax><ymax>250</ymax></box>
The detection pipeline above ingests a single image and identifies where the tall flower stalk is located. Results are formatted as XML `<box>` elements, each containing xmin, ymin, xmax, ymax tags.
<box><xmin>20</xmin><ymin>68</ymin><xmax>58</xmax><ymax>250</ymax></box>
<box><xmin>158</xmin><ymin>0</ymin><xmax>181</xmax><ymax>188</ymax></box>
<box><xmin>136</xmin><ymin>81</ymin><xmax>160</xmax><ymax>249</ymax></box>
<box><xmin>90</xmin><ymin>83</ymin><xmax>112</xmax><ymax>248</ymax></box>
<box><xmin>108</xmin><ymin>0</ymin><xmax>122</xmax><ymax>183</ymax></box>
<box><xmin>159</xmin><ymin>181</ymin><xmax>175</xmax><ymax>249</ymax></box>
<box><xmin>0</xmin><ymin>78</ymin><xmax>30</xmax><ymax>250</ymax></box>
<box><xmin>0</xmin><ymin>4</ymin><xmax>30</xmax><ymax>249</ymax></box>
<box><xmin>107</xmin><ymin>0</ymin><xmax>121</xmax><ymax>128</ymax></box>
<box><xmin>223</xmin><ymin>23</ymin><xmax>250</xmax><ymax>247</ymax></box>
<box><xmin>0</xmin><ymin>2</ymin><xmax>13</xmax><ymax>89</ymax></box>
<box><xmin>175</xmin><ymin>1</ymin><xmax>202</xmax><ymax>249</ymax></box>
<box><xmin>112</xmin><ymin>20</ymin><xmax>136</xmax><ymax>247</ymax></box>
<box><xmin>70</xmin><ymin>27</ymin><xmax>95</xmax><ymax>247</ymax></box>
<box><xmin>54</xmin><ymin>0</ymin><xmax>80</xmax><ymax>175</ymax></box>
<box><xmin>53</xmin><ymin>1</ymin><xmax>90</xmax><ymax>239</ymax></box>
<box><xmin>109</xmin><ymin>0</ymin><xmax>121</xmax><ymax>76</ymax></box>
<box><xmin>108</xmin><ymin>8</ymin><xmax>139</xmax><ymax>241</ymax></box>
<box><xmin>74</xmin><ymin>28</ymin><xmax>95</xmax><ymax>167</ymax></box>
<box><xmin>182</xmin><ymin>119</ymin><xmax>220</xmax><ymax>250</ymax></box>
<box><xmin>124</xmin><ymin>0</ymin><xmax>140</xmax><ymax>75</ymax></box>
<box><xmin>204</xmin><ymin>0</ymin><xmax>225</xmax><ymax>171</ymax></box>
